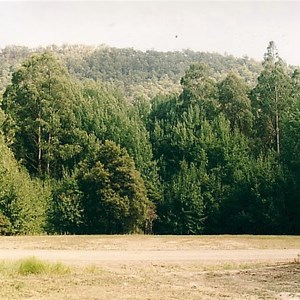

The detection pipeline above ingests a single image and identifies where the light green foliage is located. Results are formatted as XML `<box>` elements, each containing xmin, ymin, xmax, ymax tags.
<box><xmin>0</xmin><ymin>45</ymin><xmax>262</xmax><ymax>101</ymax></box>
<box><xmin>0</xmin><ymin>134</ymin><xmax>49</xmax><ymax>234</ymax></box>
<box><xmin>251</xmin><ymin>41</ymin><xmax>293</xmax><ymax>154</ymax></box>
<box><xmin>0</xmin><ymin>257</ymin><xmax>70</xmax><ymax>276</ymax></box>
<box><xmin>180</xmin><ymin>63</ymin><xmax>219</xmax><ymax>119</ymax></box>
<box><xmin>78</xmin><ymin>81</ymin><xmax>159</xmax><ymax>210</ymax></box>
<box><xmin>66</xmin><ymin>46</ymin><xmax>261</xmax><ymax>98</ymax></box>
<box><xmin>2</xmin><ymin>52</ymin><xmax>84</xmax><ymax>178</ymax></box>
<box><xmin>0</xmin><ymin>46</ymin><xmax>31</xmax><ymax>94</ymax></box>
<box><xmin>218</xmin><ymin>72</ymin><xmax>253</xmax><ymax>135</ymax></box>
<box><xmin>0</xmin><ymin>106</ymin><xmax>4</xmax><ymax>128</ymax></box>
<box><xmin>18</xmin><ymin>257</ymin><xmax>47</xmax><ymax>275</ymax></box>
<box><xmin>80</xmin><ymin>81</ymin><xmax>154</xmax><ymax>177</ymax></box>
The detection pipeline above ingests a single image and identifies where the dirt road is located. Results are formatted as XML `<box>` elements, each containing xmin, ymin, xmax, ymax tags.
<box><xmin>0</xmin><ymin>236</ymin><xmax>299</xmax><ymax>299</ymax></box>
<box><xmin>0</xmin><ymin>248</ymin><xmax>298</xmax><ymax>266</ymax></box>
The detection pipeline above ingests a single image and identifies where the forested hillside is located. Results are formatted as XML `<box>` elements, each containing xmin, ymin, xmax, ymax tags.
<box><xmin>0</xmin><ymin>42</ymin><xmax>299</xmax><ymax>235</ymax></box>
<box><xmin>0</xmin><ymin>45</ymin><xmax>262</xmax><ymax>99</ymax></box>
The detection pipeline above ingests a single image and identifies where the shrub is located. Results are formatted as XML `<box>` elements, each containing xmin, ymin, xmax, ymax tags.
<box><xmin>0</xmin><ymin>212</ymin><xmax>12</xmax><ymax>235</ymax></box>
<box><xmin>18</xmin><ymin>257</ymin><xmax>47</xmax><ymax>275</ymax></box>
<box><xmin>17</xmin><ymin>257</ymin><xmax>70</xmax><ymax>276</ymax></box>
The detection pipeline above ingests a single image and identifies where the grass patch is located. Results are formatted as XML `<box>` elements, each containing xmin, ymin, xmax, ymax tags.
<box><xmin>18</xmin><ymin>257</ymin><xmax>47</xmax><ymax>275</ymax></box>
<box><xmin>202</xmin><ymin>262</ymin><xmax>265</xmax><ymax>272</ymax></box>
<box><xmin>0</xmin><ymin>257</ymin><xmax>70</xmax><ymax>276</ymax></box>
<box><xmin>294</xmin><ymin>254</ymin><xmax>300</xmax><ymax>264</ymax></box>
<box><xmin>84</xmin><ymin>264</ymin><xmax>104</xmax><ymax>274</ymax></box>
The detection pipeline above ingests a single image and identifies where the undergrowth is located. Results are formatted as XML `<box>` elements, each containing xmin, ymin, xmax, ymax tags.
<box><xmin>0</xmin><ymin>257</ymin><xmax>70</xmax><ymax>276</ymax></box>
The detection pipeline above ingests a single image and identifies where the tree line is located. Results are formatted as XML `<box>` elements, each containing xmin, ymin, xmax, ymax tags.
<box><xmin>0</xmin><ymin>44</ymin><xmax>262</xmax><ymax>99</ymax></box>
<box><xmin>0</xmin><ymin>41</ymin><xmax>299</xmax><ymax>235</ymax></box>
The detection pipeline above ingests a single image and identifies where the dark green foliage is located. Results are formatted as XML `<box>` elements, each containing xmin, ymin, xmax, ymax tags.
<box><xmin>157</xmin><ymin>161</ymin><xmax>205</xmax><ymax>234</ymax></box>
<box><xmin>280</xmin><ymin>75</ymin><xmax>300</xmax><ymax>234</ymax></box>
<box><xmin>0</xmin><ymin>211</ymin><xmax>12</xmax><ymax>235</ymax></box>
<box><xmin>77</xmin><ymin>140</ymin><xmax>151</xmax><ymax>234</ymax></box>
<box><xmin>148</xmin><ymin>44</ymin><xmax>300</xmax><ymax>234</ymax></box>
<box><xmin>49</xmin><ymin>175</ymin><xmax>84</xmax><ymax>234</ymax></box>
<box><xmin>219</xmin><ymin>153</ymin><xmax>286</xmax><ymax>234</ymax></box>
<box><xmin>48</xmin><ymin>140</ymin><xmax>153</xmax><ymax>235</ymax></box>
<box><xmin>1</xmin><ymin>42</ymin><xmax>300</xmax><ymax>235</ymax></box>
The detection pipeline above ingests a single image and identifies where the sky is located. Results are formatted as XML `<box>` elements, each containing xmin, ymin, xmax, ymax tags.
<box><xmin>0</xmin><ymin>1</ymin><xmax>300</xmax><ymax>66</ymax></box>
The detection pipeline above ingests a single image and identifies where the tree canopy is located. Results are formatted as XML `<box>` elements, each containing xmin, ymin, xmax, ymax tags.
<box><xmin>0</xmin><ymin>42</ymin><xmax>299</xmax><ymax>235</ymax></box>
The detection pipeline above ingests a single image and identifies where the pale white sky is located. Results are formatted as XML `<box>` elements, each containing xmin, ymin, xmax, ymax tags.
<box><xmin>0</xmin><ymin>1</ymin><xmax>300</xmax><ymax>65</ymax></box>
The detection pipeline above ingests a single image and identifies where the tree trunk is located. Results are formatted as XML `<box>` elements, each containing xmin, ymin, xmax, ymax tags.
<box><xmin>275</xmin><ymin>85</ymin><xmax>280</xmax><ymax>154</ymax></box>
<box><xmin>46</xmin><ymin>68</ymin><xmax>52</xmax><ymax>176</ymax></box>
<box><xmin>37</xmin><ymin>114</ymin><xmax>42</xmax><ymax>177</ymax></box>
<box><xmin>46</xmin><ymin>133</ymin><xmax>51</xmax><ymax>176</ymax></box>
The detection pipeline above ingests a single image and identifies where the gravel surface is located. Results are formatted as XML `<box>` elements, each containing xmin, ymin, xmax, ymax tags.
<box><xmin>0</xmin><ymin>248</ymin><xmax>298</xmax><ymax>266</ymax></box>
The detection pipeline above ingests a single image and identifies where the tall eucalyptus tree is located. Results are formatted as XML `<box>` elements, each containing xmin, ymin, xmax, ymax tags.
<box><xmin>2</xmin><ymin>52</ymin><xmax>82</xmax><ymax>178</ymax></box>
<box><xmin>251</xmin><ymin>41</ymin><xmax>292</xmax><ymax>155</ymax></box>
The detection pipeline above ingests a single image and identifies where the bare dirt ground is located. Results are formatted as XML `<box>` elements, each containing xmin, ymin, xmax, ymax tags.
<box><xmin>0</xmin><ymin>235</ymin><xmax>299</xmax><ymax>299</ymax></box>
<box><xmin>0</xmin><ymin>248</ymin><xmax>299</xmax><ymax>266</ymax></box>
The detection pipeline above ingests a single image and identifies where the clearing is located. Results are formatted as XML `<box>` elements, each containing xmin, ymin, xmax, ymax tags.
<box><xmin>0</xmin><ymin>235</ymin><xmax>299</xmax><ymax>299</ymax></box>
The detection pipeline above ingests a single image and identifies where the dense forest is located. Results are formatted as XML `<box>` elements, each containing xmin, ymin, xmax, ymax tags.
<box><xmin>0</xmin><ymin>44</ymin><xmax>262</xmax><ymax>99</ymax></box>
<box><xmin>0</xmin><ymin>41</ymin><xmax>299</xmax><ymax>235</ymax></box>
